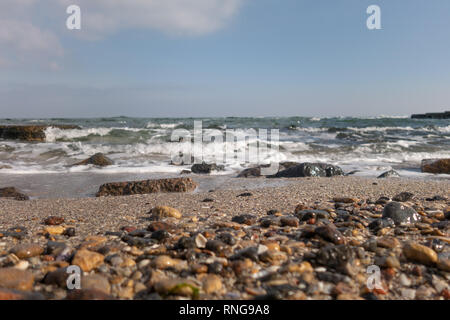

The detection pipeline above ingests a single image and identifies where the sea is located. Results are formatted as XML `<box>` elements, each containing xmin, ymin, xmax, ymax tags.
<box><xmin>0</xmin><ymin>116</ymin><xmax>449</xmax><ymax>198</ymax></box>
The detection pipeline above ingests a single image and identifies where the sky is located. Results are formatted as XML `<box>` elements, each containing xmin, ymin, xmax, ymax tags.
<box><xmin>1</xmin><ymin>0</ymin><xmax>450</xmax><ymax>118</ymax></box>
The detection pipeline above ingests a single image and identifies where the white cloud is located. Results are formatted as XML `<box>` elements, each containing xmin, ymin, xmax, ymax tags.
<box><xmin>0</xmin><ymin>0</ymin><xmax>244</xmax><ymax>68</ymax></box>
<box><xmin>56</xmin><ymin>0</ymin><xmax>244</xmax><ymax>37</ymax></box>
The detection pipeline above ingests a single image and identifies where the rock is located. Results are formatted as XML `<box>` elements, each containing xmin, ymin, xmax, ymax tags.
<box><xmin>149</xmin><ymin>206</ymin><xmax>182</xmax><ymax>219</ymax></box>
<box><xmin>411</xmin><ymin>111</ymin><xmax>450</xmax><ymax>119</ymax></box>
<box><xmin>96</xmin><ymin>177</ymin><xmax>197</xmax><ymax>197</ymax></box>
<box><xmin>421</xmin><ymin>159</ymin><xmax>450</xmax><ymax>174</ymax></box>
<box><xmin>44</xmin><ymin>225</ymin><xmax>66</xmax><ymax>235</ymax></box>
<box><xmin>295</xmin><ymin>210</ymin><xmax>329</xmax><ymax>221</ymax></box>
<box><xmin>0</xmin><ymin>187</ymin><xmax>29</xmax><ymax>201</ymax></box>
<box><xmin>237</xmin><ymin>167</ymin><xmax>264</xmax><ymax>178</ymax></box>
<box><xmin>147</xmin><ymin>221</ymin><xmax>176</xmax><ymax>232</ymax></box>
<box><xmin>377</xmin><ymin>170</ymin><xmax>400</xmax><ymax>178</ymax></box>
<box><xmin>392</xmin><ymin>192</ymin><xmax>414</xmax><ymax>202</ymax></box>
<box><xmin>0</xmin><ymin>268</ymin><xmax>34</xmax><ymax>291</ymax></box>
<box><xmin>81</xmin><ymin>274</ymin><xmax>111</xmax><ymax>295</ymax></box>
<box><xmin>0</xmin><ymin>288</ymin><xmax>44</xmax><ymax>300</ymax></box>
<box><xmin>194</xmin><ymin>234</ymin><xmax>207</xmax><ymax>248</ymax></box>
<box><xmin>232</xmin><ymin>214</ymin><xmax>257</xmax><ymax>225</ymax></box>
<box><xmin>425</xmin><ymin>195</ymin><xmax>447</xmax><ymax>201</ymax></box>
<box><xmin>377</xmin><ymin>236</ymin><xmax>400</xmax><ymax>249</ymax></box>
<box><xmin>72</xmin><ymin>249</ymin><xmax>105</xmax><ymax>272</ymax></box>
<box><xmin>400</xmin><ymin>288</ymin><xmax>416</xmax><ymax>299</ymax></box>
<box><xmin>73</xmin><ymin>153</ymin><xmax>113</xmax><ymax>167</ymax></box>
<box><xmin>152</xmin><ymin>255</ymin><xmax>184</xmax><ymax>270</ymax></box>
<box><xmin>66</xmin><ymin>289</ymin><xmax>114</xmax><ymax>300</ymax></box>
<box><xmin>44</xmin><ymin>216</ymin><xmax>65</xmax><ymax>225</ymax></box>
<box><xmin>315</xmin><ymin>225</ymin><xmax>345</xmax><ymax>244</ymax></box>
<box><xmin>205</xmin><ymin>240</ymin><xmax>226</xmax><ymax>254</ymax></box>
<box><xmin>382</xmin><ymin>202</ymin><xmax>421</xmax><ymax>226</ymax></box>
<box><xmin>315</xmin><ymin>245</ymin><xmax>358</xmax><ymax>276</ymax></box>
<box><xmin>43</xmin><ymin>267</ymin><xmax>70</xmax><ymax>287</ymax></box>
<box><xmin>10</xmin><ymin>243</ymin><xmax>43</xmax><ymax>259</ymax></box>
<box><xmin>333</xmin><ymin>197</ymin><xmax>359</xmax><ymax>203</ymax></box>
<box><xmin>437</xmin><ymin>257</ymin><xmax>450</xmax><ymax>272</ymax></box>
<box><xmin>201</xmin><ymin>274</ymin><xmax>223</xmax><ymax>294</ymax></box>
<box><xmin>0</xmin><ymin>125</ymin><xmax>79</xmax><ymax>142</ymax></box>
<box><xmin>191</xmin><ymin>162</ymin><xmax>225</xmax><ymax>174</ymax></box>
<box><xmin>403</xmin><ymin>242</ymin><xmax>438</xmax><ymax>266</ymax></box>
<box><xmin>280</xmin><ymin>216</ymin><xmax>299</xmax><ymax>227</ymax></box>
<box><xmin>154</xmin><ymin>278</ymin><xmax>199</xmax><ymax>298</ymax></box>
<box><xmin>272</xmin><ymin>163</ymin><xmax>344</xmax><ymax>178</ymax></box>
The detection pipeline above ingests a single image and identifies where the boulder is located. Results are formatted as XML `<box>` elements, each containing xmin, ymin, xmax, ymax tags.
<box><xmin>272</xmin><ymin>163</ymin><xmax>344</xmax><ymax>178</ymax></box>
<box><xmin>96</xmin><ymin>177</ymin><xmax>197</xmax><ymax>197</ymax></box>
<box><xmin>73</xmin><ymin>153</ymin><xmax>113</xmax><ymax>167</ymax></box>
<box><xmin>191</xmin><ymin>162</ymin><xmax>225</xmax><ymax>174</ymax></box>
<box><xmin>0</xmin><ymin>125</ymin><xmax>80</xmax><ymax>142</ymax></box>
<box><xmin>421</xmin><ymin>159</ymin><xmax>450</xmax><ymax>174</ymax></box>
<box><xmin>0</xmin><ymin>187</ymin><xmax>29</xmax><ymax>201</ymax></box>
<box><xmin>237</xmin><ymin>162</ymin><xmax>300</xmax><ymax>178</ymax></box>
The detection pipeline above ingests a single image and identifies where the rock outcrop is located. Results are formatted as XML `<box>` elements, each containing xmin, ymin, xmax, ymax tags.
<box><xmin>96</xmin><ymin>177</ymin><xmax>197</xmax><ymax>197</ymax></box>
<box><xmin>271</xmin><ymin>163</ymin><xmax>344</xmax><ymax>178</ymax></box>
<box><xmin>73</xmin><ymin>153</ymin><xmax>113</xmax><ymax>167</ymax></box>
<box><xmin>421</xmin><ymin>159</ymin><xmax>450</xmax><ymax>174</ymax></box>
<box><xmin>0</xmin><ymin>125</ymin><xmax>80</xmax><ymax>142</ymax></box>
<box><xmin>411</xmin><ymin>111</ymin><xmax>450</xmax><ymax>119</ymax></box>
<box><xmin>191</xmin><ymin>162</ymin><xmax>225</xmax><ymax>174</ymax></box>
<box><xmin>0</xmin><ymin>187</ymin><xmax>29</xmax><ymax>201</ymax></box>
<box><xmin>237</xmin><ymin>162</ymin><xmax>300</xmax><ymax>178</ymax></box>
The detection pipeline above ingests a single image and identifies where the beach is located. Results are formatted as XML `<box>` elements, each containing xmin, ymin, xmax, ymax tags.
<box><xmin>1</xmin><ymin>176</ymin><xmax>449</xmax><ymax>300</ymax></box>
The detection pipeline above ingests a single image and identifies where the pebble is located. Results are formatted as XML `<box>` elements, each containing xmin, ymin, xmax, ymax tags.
<box><xmin>81</xmin><ymin>274</ymin><xmax>111</xmax><ymax>295</ymax></box>
<box><xmin>43</xmin><ymin>226</ymin><xmax>66</xmax><ymax>235</ymax></box>
<box><xmin>403</xmin><ymin>242</ymin><xmax>438</xmax><ymax>266</ymax></box>
<box><xmin>194</xmin><ymin>233</ymin><xmax>208</xmax><ymax>248</ymax></box>
<box><xmin>201</xmin><ymin>274</ymin><xmax>223</xmax><ymax>294</ymax></box>
<box><xmin>10</xmin><ymin>243</ymin><xmax>44</xmax><ymax>259</ymax></box>
<box><xmin>44</xmin><ymin>216</ymin><xmax>65</xmax><ymax>226</ymax></box>
<box><xmin>150</xmin><ymin>206</ymin><xmax>182</xmax><ymax>219</ymax></box>
<box><xmin>154</xmin><ymin>278</ymin><xmax>199</xmax><ymax>298</ymax></box>
<box><xmin>72</xmin><ymin>249</ymin><xmax>105</xmax><ymax>272</ymax></box>
<box><xmin>152</xmin><ymin>255</ymin><xmax>184</xmax><ymax>270</ymax></box>
<box><xmin>392</xmin><ymin>192</ymin><xmax>414</xmax><ymax>202</ymax></box>
<box><xmin>400</xmin><ymin>288</ymin><xmax>416</xmax><ymax>299</ymax></box>
<box><xmin>232</xmin><ymin>214</ymin><xmax>257</xmax><ymax>225</ymax></box>
<box><xmin>0</xmin><ymin>268</ymin><xmax>34</xmax><ymax>291</ymax></box>
<box><xmin>382</xmin><ymin>202</ymin><xmax>421</xmax><ymax>226</ymax></box>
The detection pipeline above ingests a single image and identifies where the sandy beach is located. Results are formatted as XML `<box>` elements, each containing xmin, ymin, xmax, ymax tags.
<box><xmin>0</xmin><ymin>176</ymin><xmax>449</xmax><ymax>300</ymax></box>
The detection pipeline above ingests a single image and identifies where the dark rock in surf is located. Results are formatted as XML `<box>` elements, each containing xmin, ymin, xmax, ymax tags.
<box><xmin>73</xmin><ymin>153</ymin><xmax>113</xmax><ymax>167</ymax></box>
<box><xmin>421</xmin><ymin>159</ymin><xmax>450</xmax><ymax>174</ymax></box>
<box><xmin>191</xmin><ymin>162</ymin><xmax>225</xmax><ymax>174</ymax></box>
<box><xmin>272</xmin><ymin>163</ymin><xmax>344</xmax><ymax>178</ymax></box>
<box><xmin>0</xmin><ymin>125</ymin><xmax>80</xmax><ymax>142</ymax></box>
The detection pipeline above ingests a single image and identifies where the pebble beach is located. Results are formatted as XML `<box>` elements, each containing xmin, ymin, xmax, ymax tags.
<box><xmin>0</xmin><ymin>176</ymin><xmax>449</xmax><ymax>300</ymax></box>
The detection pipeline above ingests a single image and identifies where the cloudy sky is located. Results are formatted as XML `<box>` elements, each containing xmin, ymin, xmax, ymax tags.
<box><xmin>1</xmin><ymin>0</ymin><xmax>450</xmax><ymax>118</ymax></box>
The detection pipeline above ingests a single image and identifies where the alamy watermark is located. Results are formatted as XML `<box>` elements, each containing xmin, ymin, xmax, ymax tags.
<box><xmin>170</xmin><ymin>121</ymin><xmax>280</xmax><ymax>175</ymax></box>
<box><xmin>366</xmin><ymin>265</ymin><xmax>383</xmax><ymax>291</ymax></box>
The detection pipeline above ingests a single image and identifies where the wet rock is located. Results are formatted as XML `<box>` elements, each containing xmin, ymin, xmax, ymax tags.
<box><xmin>232</xmin><ymin>214</ymin><xmax>257</xmax><ymax>225</ymax></box>
<box><xmin>96</xmin><ymin>177</ymin><xmax>197</xmax><ymax>197</ymax></box>
<box><xmin>315</xmin><ymin>225</ymin><xmax>345</xmax><ymax>244</ymax></box>
<box><xmin>377</xmin><ymin>170</ymin><xmax>400</xmax><ymax>178</ymax></box>
<box><xmin>207</xmin><ymin>262</ymin><xmax>223</xmax><ymax>274</ymax></box>
<box><xmin>72</xmin><ymin>249</ymin><xmax>105</xmax><ymax>272</ymax></box>
<box><xmin>426</xmin><ymin>195</ymin><xmax>447</xmax><ymax>201</ymax></box>
<box><xmin>0</xmin><ymin>268</ymin><xmax>34</xmax><ymax>291</ymax></box>
<box><xmin>237</xmin><ymin>167</ymin><xmax>264</xmax><ymax>178</ymax></box>
<box><xmin>437</xmin><ymin>257</ymin><xmax>450</xmax><ymax>272</ymax></box>
<box><xmin>215</xmin><ymin>233</ymin><xmax>236</xmax><ymax>246</ymax></box>
<box><xmin>272</xmin><ymin>163</ymin><xmax>344</xmax><ymax>178</ymax></box>
<box><xmin>377</xmin><ymin>236</ymin><xmax>400</xmax><ymax>249</ymax></box>
<box><xmin>0</xmin><ymin>187</ymin><xmax>29</xmax><ymax>201</ymax></box>
<box><xmin>149</xmin><ymin>206</ymin><xmax>182</xmax><ymax>219</ymax></box>
<box><xmin>10</xmin><ymin>243</ymin><xmax>44</xmax><ymax>259</ymax></box>
<box><xmin>152</xmin><ymin>255</ymin><xmax>185</xmax><ymax>270</ymax></box>
<box><xmin>280</xmin><ymin>216</ymin><xmax>299</xmax><ymax>227</ymax></box>
<box><xmin>0</xmin><ymin>125</ymin><xmax>79</xmax><ymax>142</ymax></box>
<box><xmin>151</xmin><ymin>230</ymin><xmax>170</xmax><ymax>242</ymax></box>
<box><xmin>191</xmin><ymin>162</ymin><xmax>225</xmax><ymax>174</ymax></box>
<box><xmin>73</xmin><ymin>153</ymin><xmax>113</xmax><ymax>167</ymax></box>
<box><xmin>368</xmin><ymin>218</ymin><xmax>395</xmax><ymax>231</ymax></box>
<box><xmin>43</xmin><ymin>267</ymin><xmax>70</xmax><ymax>287</ymax></box>
<box><xmin>64</xmin><ymin>228</ymin><xmax>76</xmax><ymax>237</ymax></box>
<box><xmin>44</xmin><ymin>216</ymin><xmax>65</xmax><ymax>226</ymax></box>
<box><xmin>176</xmin><ymin>236</ymin><xmax>197</xmax><ymax>250</ymax></box>
<box><xmin>403</xmin><ymin>242</ymin><xmax>438</xmax><ymax>266</ymax></box>
<box><xmin>421</xmin><ymin>158</ymin><xmax>450</xmax><ymax>174</ymax></box>
<box><xmin>393</xmin><ymin>192</ymin><xmax>414</xmax><ymax>202</ymax></box>
<box><xmin>382</xmin><ymin>202</ymin><xmax>421</xmax><ymax>226</ymax></box>
<box><xmin>315</xmin><ymin>245</ymin><xmax>358</xmax><ymax>276</ymax></box>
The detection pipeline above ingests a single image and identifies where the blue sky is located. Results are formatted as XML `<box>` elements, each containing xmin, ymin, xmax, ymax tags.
<box><xmin>1</xmin><ymin>0</ymin><xmax>450</xmax><ymax>118</ymax></box>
